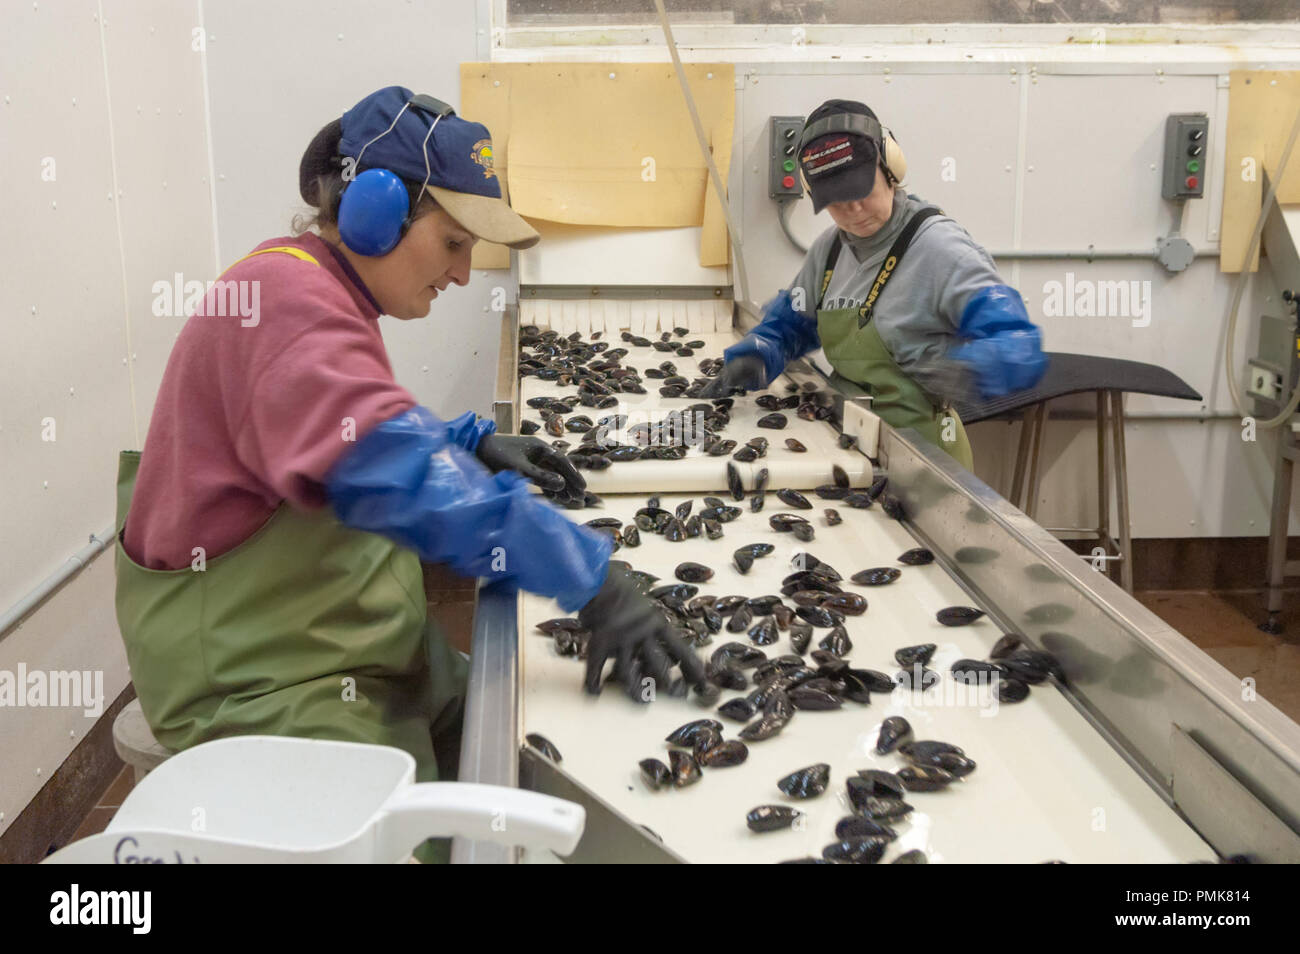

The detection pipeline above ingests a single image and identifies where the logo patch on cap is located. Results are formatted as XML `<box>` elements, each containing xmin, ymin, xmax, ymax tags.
<box><xmin>471</xmin><ymin>139</ymin><xmax>496</xmax><ymax>179</ymax></box>
<box><xmin>800</xmin><ymin>135</ymin><xmax>855</xmax><ymax>178</ymax></box>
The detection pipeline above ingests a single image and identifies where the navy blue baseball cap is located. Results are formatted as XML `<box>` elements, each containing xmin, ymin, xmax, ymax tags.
<box><xmin>339</xmin><ymin>85</ymin><xmax>538</xmax><ymax>249</ymax></box>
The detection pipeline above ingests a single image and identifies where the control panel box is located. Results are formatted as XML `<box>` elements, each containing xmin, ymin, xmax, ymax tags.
<box><xmin>768</xmin><ymin>115</ymin><xmax>804</xmax><ymax>199</ymax></box>
<box><xmin>1161</xmin><ymin>113</ymin><xmax>1208</xmax><ymax>200</ymax></box>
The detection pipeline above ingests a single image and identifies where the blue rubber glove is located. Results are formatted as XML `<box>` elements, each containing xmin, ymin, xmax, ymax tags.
<box><xmin>705</xmin><ymin>289</ymin><xmax>821</xmax><ymax>394</ymax></box>
<box><xmin>948</xmin><ymin>285</ymin><xmax>1048</xmax><ymax>399</ymax></box>
<box><xmin>443</xmin><ymin>410</ymin><xmax>496</xmax><ymax>452</ymax></box>
<box><xmin>325</xmin><ymin>407</ymin><xmax>612</xmax><ymax>612</ymax></box>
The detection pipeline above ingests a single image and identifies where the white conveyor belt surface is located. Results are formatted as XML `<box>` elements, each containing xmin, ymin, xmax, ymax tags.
<box><xmin>520</xmin><ymin>488</ymin><xmax>1213</xmax><ymax>864</ymax></box>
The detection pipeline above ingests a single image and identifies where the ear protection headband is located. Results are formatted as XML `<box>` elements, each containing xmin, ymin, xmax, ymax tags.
<box><xmin>336</xmin><ymin>94</ymin><xmax>456</xmax><ymax>256</ymax></box>
<box><xmin>798</xmin><ymin>111</ymin><xmax>908</xmax><ymax>187</ymax></box>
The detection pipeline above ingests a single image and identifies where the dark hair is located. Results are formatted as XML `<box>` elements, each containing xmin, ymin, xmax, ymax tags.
<box><xmin>294</xmin><ymin>118</ymin><xmax>434</xmax><ymax>233</ymax></box>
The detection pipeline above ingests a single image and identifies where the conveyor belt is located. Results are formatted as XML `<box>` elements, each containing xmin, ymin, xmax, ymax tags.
<box><xmin>514</xmin><ymin>324</ymin><xmax>1213</xmax><ymax>863</ymax></box>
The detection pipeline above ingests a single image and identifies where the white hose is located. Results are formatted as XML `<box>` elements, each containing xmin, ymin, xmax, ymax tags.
<box><xmin>1223</xmin><ymin>103</ymin><xmax>1300</xmax><ymax>429</ymax></box>
<box><xmin>653</xmin><ymin>0</ymin><xmax>751</xmax><ymax>306</ymax></box>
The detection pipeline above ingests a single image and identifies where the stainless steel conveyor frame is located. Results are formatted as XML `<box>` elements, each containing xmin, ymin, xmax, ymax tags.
<box><xmin>449</xmin><ymin>304</ymin><xmax>1300</xmax><ymax>864</ymax></box>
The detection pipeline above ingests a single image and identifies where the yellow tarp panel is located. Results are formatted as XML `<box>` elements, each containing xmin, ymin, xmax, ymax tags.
<box><xmin>461</xmin><ymin>62</ymin><xmax>734</xmax><ymax>270</ymax></box>
<box><xmin>1220</xmin><ymin>70</ymin><xmax>1300</xmax><ymax>273</ymax></box>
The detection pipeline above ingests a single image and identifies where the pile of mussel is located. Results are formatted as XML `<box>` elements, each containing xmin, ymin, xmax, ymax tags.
<box><xmin>517</xmin><ymin>325</ymin><xmax>843</xmax><ymax>510</ymax></box>
<box><xmin>744</xmin><ymin>716</ymin><xmax>977</xmax><ymax>863</ymax></box>
<box><xmin>639</xmin><ymin>718</ymin><xmax>751</xmax><ymax>792</ymax></box>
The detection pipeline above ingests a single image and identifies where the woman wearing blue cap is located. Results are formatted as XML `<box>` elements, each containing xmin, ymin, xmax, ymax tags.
<box><xmin>113</xmin><ymin>87</ymin><xmax>707</xmax><ymax>821</ymax></box>
<box><xmin>704</xmin><ymin>99</ymin><xmax>1048</xmax><ymax>468</ymax></box>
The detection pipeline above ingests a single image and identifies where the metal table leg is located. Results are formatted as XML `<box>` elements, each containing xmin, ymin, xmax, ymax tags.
<box><xmin>1109</xmin><ymin>390</ymin><xmax>1134</xmax><ymax>594</ymax></box>
<box><xmin>1263</xmin><ymin>426</ymin><xmax>1295</xmax><ymax>633</ymax></box>
<box><xmin>1010</xmin><ymin>407</ymin><xmax>1034</xmax><ymax>509</ymax></box>
<box><xmin>1024</xmin><ymin>402</ymin><xmax>1048</xmax><ymax>521</ymax></box>
<box><xmin>1096</xmin><ymin>390</ymin><xmax>1112</xmax><ymax>582</ymax></box>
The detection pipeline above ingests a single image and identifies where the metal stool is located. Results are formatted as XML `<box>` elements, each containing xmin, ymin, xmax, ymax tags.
<box><xmin>957</xmin><ymin>353</ymin><xmax>1202</xmax><ymax>595</ymax></box>
<box><xmin>112</xmin><ymin>698</ymin><xmax>174</xmax><ymax>783</ymax></box>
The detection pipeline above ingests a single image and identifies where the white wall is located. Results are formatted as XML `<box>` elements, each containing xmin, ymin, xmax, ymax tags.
<box><xmin>202</xmin><ymin>0</ymin><xmax>506</xmax><ymax>418</ymax></box>
<box><xmin>0</xmin><ymin>0</ymin><xmax>213</xmax><ymax>837</ymax></box>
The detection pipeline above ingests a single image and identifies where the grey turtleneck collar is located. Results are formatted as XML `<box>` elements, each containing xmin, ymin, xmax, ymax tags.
<box><xmin>839</xmin><ymin>188</ymin><xmax>911</xmax><ymax>264</ymax></box>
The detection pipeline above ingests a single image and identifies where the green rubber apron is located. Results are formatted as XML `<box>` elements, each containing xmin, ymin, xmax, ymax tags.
<box><xmin>814</xmin><ymin>212</ymin><xmax>973</xmax><ymax>470</ymax></box>
<box><xmin>113</xmin><ymin>247</ymin><xmax>467</xmax><ymax>792</ymax></box>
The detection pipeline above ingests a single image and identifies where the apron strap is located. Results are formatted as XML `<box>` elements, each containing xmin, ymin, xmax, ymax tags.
<box><xmin>221</xmin><ymin>245</ymin><xmax>321</xmax><ymax>278</ymax></box>
<box><xmin>857</xmin><ymin>206</ymin><xmax>941</xmax><ymax>328</ymax></box>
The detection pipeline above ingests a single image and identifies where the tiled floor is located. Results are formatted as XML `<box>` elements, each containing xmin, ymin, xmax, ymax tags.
<box><xmin>69</xmin><ymin>764</ymin><xmax>131</xmax><ymax>843</ymax></box>
<box><xmin>66</xmin><ymin>588</ymin><xmax>1300</xmax><ymax>843</ymax></box>
<box><xmin>1136</xmin><ymin>588</ymin><xmax>1300</xmax><ymax>724</ymax></box>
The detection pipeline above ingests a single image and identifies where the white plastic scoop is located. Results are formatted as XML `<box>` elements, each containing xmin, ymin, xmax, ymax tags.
<box><xmin>44</xmin><ymin>735</ymin><xmax>584</xmax><ymax>863</ymax></box>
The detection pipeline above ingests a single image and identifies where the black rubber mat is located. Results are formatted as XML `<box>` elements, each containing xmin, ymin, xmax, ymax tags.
<box><xmin>954</xmin><ymin>352</ymin><xmax>1202</xmax><ymax>424</ymax></box>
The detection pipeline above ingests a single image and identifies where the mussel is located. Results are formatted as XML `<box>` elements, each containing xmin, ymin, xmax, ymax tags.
<box><xmin>937</xmin><ymin>606</ymin><xmax>986</xmax><ymax>626</ymax></box>
<box><xmin>951</xmin><ymin>659</ymin><xmax>1003</xmax><ymax>684</ymax></box>
<box><xmin>776</xmin><ymin>488</ymin><xmax>813</xmax><ymax>510</ymax></box>
<box><xmin>726</xmin><ymin>462</ymin><xmax>744</xmax><ymax>501</ymax></box>
<box><xmin>851</xmin><ymin>567</ymin><xmax>900</xmax><ymax>586</ymax></box>
<box><xmin>698</xmin><ymin>740</ymin><xmax>748</xmax><ymax>767</ymax></box>
<box><xmin>639</xmin><ymin>758</ymin><xmax>672</xmax><ymax>790</ymax></box>
<box><xmin>665</xmin><ymin>718</ymin><xmax>723</xmax><ymax>747</ymax></box>
<box><xmin>875</xmin><ymin>716</ymin><xmax>914</xmax><ymax>755</ymax></box>
<box><xmin>718</xmin><ymin>698</ymin><xmax>756</xmax><ymax>722</ymax></box>
<box><xmin>898</xmin><ymin>765</ymin><xmax>957</xmax><ymax>792</ymax></box>
<box><xmin>525</xmin><ymin>733</ymin><xmax>562</xmax><ymax>762</ymax></box>
<box><xmin>898</xmin><ymin>547</ymin><xmax>934</xmax><ymax>565</ymax></box>
<box><xmin>747</xmin><ymin>805</ymin><xmax>802</xmax><ymax>833</ymax></box>
<box><xmin>757</xmin><ymin>412</ymin><xmax>788</xmax><ymax>429</ymax></box>
<box><xmin>669</xmin><ymin>749</ymin><xmax>702</xmax><ymax>787</ymax></box>
<box><xmin>777</xmin><ymin>763</ymin><xmax>830</xmax><ymax>799</ymax></box>
<box><xmin>822</xmin><ymin>837</ymin><xmax>887</xmax><ymax>864</ymax></box>
<box><xmin>673</xmin><ymin>561</ymin><xmax>714</xmax><ymax>584</ymax></box>
<box><xmin>894</xmin><ymin>643</ymin><xmax>937</xmax><ymax>667</ymax></box>
<box><xmin>821</xmin><ymin>593</ymin><xmax>867</xmax><ymax>616</ymax></box>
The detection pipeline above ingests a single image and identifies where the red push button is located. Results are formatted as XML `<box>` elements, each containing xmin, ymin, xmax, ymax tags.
<box><xmin>1185</xmin><ymin>175</ymin><xmax>1199</xmax><ymax>189</ymax></box>
<box><xmin>782</xmin><ymin>175</ymin><xmax>795</xmax><ymax>188</ymax></box>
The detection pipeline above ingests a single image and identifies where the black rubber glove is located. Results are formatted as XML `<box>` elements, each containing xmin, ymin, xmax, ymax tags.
<box><xmin>476</xmin><ymin>434</ymin><xmax>585</xmax><ymax>496</ymax></box>
<box><xmin>579</xmin><ymin>569</ymin><xmax>708</xmax><ymax>702</ymax></box>
<box><xmin>699</xmin><ymin>353</ymin><xmax>767</xmax><ymax>398</ymax></box>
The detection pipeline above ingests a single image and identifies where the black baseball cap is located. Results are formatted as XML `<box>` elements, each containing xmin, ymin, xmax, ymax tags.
<box><xmin>799</xmin><ymin>100</ymin><xmax>883</xmax><ymax>214</ymax></box>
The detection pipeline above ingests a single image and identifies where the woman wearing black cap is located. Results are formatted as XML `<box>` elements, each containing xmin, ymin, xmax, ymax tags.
<box><xmin>113</xmin><ymin>87</ymin><xmax>707</xmax><ymax>821</ymax></box>
<box><xmin>705</xmin><ymin>99</ymin><xmax>1047</xmax><ymax>468</ymax></box>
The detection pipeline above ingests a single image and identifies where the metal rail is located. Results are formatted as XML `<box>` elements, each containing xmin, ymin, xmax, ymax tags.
<box><xmin>882</xmin><ymin>425</ymin><xmax>1300</xmax><ymax>862</ymax></box>
<box><xmin>450</xmin><ymin>582</ymin><xmax>521</xmax><ymax>864</ymax></box>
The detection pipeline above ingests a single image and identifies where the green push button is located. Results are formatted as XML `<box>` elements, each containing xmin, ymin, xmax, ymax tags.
<box><xmin>783</xmin><ymin>159</ymin><xmax>795</xmax><ymax>172</ymax></box>
<box><xmin>1186</xmin><ymin>159</ymin><xmax>1200</xmax><ymax>173</ymax></box>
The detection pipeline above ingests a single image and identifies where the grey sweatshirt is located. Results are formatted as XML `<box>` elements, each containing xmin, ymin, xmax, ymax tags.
<box><xmin>790</xmin><ymin>187</ymin><xmax>1008</xmax><ymax>403</ymax></box>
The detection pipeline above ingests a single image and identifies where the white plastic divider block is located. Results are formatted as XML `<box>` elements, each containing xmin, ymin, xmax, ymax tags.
<box><xmin>557</xmin><ymin>300</ymin><xmax>574</xmax><ymax>335</ymax></box>
<box><xmin>575</xmin><ymin>299</ymin><xmax>591</xmax><ymax>339</ymax></box>
<box><xmin>841</xmin><ymin>399</ymin><xmax>882</xmax><ymax>460</ymax></box>
<box><xmin>611</xmin><ymin>299</ymin><xmax>631</xmax><ymax>339</ymax></box>
<box><xmin>686</xmin><ymin>300</ymin><xmax>706</xmax><ymax>333</ymax></box>
<box><xmin>629</xmin><ymin>300</ymin><xmax>647</xmax><ymax>336</ymax></box>
<box><xmin>658</xmin><ymin>300</ymin><xmax>674</xmax><ymax>336</ymax></box>
<box><xmin>714</xmin><ymin>299</ymin><xmax>732</xmax><ymax>332</ymax></box>
<box><xmin>519</xmin><ymin>299</ymin><xmax>537</xmax><ymax>328</ymax></box>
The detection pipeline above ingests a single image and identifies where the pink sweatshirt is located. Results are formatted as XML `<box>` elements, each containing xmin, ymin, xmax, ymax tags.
<box><xmin>123</xmin><ymin>233</ymin><xmax>416</xmax><ymax>570</ymax></box>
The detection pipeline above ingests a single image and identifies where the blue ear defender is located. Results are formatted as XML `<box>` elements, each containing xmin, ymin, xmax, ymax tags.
<box><xmin>337</xmin><ymin>168</ymin><xmax>411</xmax><ymax>256</ymax></box>
<box><xmin>335</xmin><ymin>94</ymin><xmax>457</xmax><ymax>257</ymax></box>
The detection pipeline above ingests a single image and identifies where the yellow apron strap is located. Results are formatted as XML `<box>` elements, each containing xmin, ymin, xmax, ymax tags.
<box><xmin>222</xmin><ymin>245</ymin><xmax>321</xmax><ymax>277</ymax></box>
